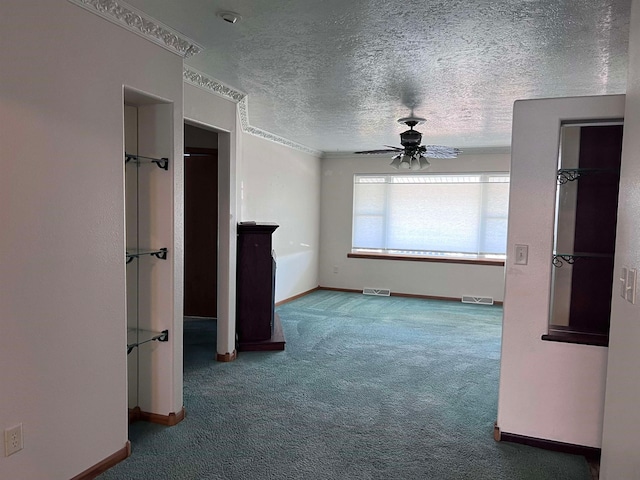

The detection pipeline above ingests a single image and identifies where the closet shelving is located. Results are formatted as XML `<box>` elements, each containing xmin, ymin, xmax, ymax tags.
<box><xmin>126</xmin><ymin>248</ymin><xmax>168</xmax><ymax>264</ymax></box>
<box><xmin>556</xmin><ymin>167</ymin><xmax>619</xmax><ymax>184</ymax></box>
<box><xmin>125</xmin><ymin>153</ymin><xmax>169</xmax><ymax>170</ymax></box>
<box><xmin>546</xmin><ymin>123</ymin><xmax>623</xmax><ymax>346</ymax></box>
<box><xmin>552</xmin><ymin>165</ymin><xmax>619</xmax><ymax>269</ymax></box>
<box><xmin>552</xmin><ymin>252</ymin><xmax>613</xmax><ymax>268</ymax></box>
<box><xmin>127</xmin><ymin>328</ymin><xmax>169</xmax><ymax>355</ymax></box>
<box><xmin>125</xmin><ymin>152</ymin><xmax>169</xmax><ymax>353</ymax></box>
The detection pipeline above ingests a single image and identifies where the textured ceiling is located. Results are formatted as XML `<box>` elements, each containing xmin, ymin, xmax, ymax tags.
<box><xmin>127</xmin><ymin>0</ymin><xmax>631</xmax><ymax>153</ymax></box>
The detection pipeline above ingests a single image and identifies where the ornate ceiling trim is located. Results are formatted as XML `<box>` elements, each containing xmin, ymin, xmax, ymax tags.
<box><xmin>67</xmin><ymin>0</ymin><xmax>203</xmax><ymax>58</ymax></box>
<box><xmin>184</xmin><ymin>67</ymin><xmax>321</xmax><ymax>157</ymax></box>
<box><xmin>183</xmin><ymin>67</ymin><xmax>246</xmax><ymax>102</ymax></box>
<box><xmin>237</xmin><ymin>98</ymin><xmax>322</xmax><ymax>157</ymax></box>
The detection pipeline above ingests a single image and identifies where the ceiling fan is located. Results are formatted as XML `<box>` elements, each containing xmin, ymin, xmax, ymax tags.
<box><xmin>355</xmin><ymin>117</ymin><xmax>461</xmax><ymax>170</ymax></box>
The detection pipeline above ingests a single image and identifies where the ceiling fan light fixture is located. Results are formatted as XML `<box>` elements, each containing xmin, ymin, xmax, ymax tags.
<box><xmin>409</xmin><ymin>155</ymin><xmax>427</xmax><ymax>170</ymax></box>
<box><xmin>399</xmin><ymin>154</ymin><xmax>412</xmax><ymax>169</ymax></box>
<box><xmin>390</xmin><ymin>154</ymin><xmax>402</xmax><ymax>169</ymax></box>
<box><xmin>356</xmin><ymin>116</ymin><xmax>459</xmax><ymax>170</ymax></box>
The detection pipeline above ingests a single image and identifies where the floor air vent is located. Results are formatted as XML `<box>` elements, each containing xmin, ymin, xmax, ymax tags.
<box><xmin>462</xmin><ymin>295</ymin><xmax>494</xmax><ymax>305</ymax></box>
<box><xmin>363</xmin><ymin>288</ymin><xmax>391</xmax><ymax>296</ymax></box>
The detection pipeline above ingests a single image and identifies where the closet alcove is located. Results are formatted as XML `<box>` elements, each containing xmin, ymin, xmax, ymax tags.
<box><xmin>124</xmin><ymin>90</ymin><xmax>175</xmax><ymax>424</ymax></box>
<box><xmin>546</xmin><ymin>121</ymin><xmax>623</xmax><ymax>346</ymax></box>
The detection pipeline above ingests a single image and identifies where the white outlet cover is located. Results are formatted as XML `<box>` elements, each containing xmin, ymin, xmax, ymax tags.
<box><xmin>5</xmin><ymin>423</ymin><xmax>23</xmax><ymax>457</ymax></box>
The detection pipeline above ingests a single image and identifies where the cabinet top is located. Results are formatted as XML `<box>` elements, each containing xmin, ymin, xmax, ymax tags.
<box><xmin>237</xmin><ymin>222</ymin><xmax>279</xmax><ymax>233</ymax></box>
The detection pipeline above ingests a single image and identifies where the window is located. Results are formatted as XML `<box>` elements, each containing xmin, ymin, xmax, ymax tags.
<box><xmin>352</xmin><ymin>173</ymin><xmax>510</xmax><ymax>258</ymax></box>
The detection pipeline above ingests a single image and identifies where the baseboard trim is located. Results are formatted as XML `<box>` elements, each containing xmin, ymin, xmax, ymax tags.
<box><xmin>71</xmin><ymin>441</ymin><xmax>131</xmax><ymax>480</ymax></box>
<box><xmin>131</xmin><ymin>406</ymin><xmax>186</xmax><ymax>426</ymax></box>
<box><xmin>141</xmin><ymin>406</ymin><xmax>186</xmax><ymax>426</ymax></box>
<box><xmin>317</xmin><ymin>287</ymin><xmax>503</xmax><ymax>305</ymax></box>
<box><xmin>318</xmin><ymin>286</ymin><xmax>364</xmax><ymax>294</ymax></box>
<box><xmin>493</xmin><ymin>421</ymin><xmax>501</xmax><ymax>441</ymax></box>
<box><xmin>275</xmin><ymin>286</ymin><xmax>320</xmax><ymax>306</ymax></box>
<box><xmin>217</xmin><ymin>349</ymin><xmax>237</xmax><ymax>362</ymax></box>
<box><xmin>495</xmin><ymin>423</ymin><xmax>600</xmax><ymax>460</ymax></box>
<box><xmin>129</xmin><ymin>406</ymin><xmax>141</xmax><ymax>424</ymax></box>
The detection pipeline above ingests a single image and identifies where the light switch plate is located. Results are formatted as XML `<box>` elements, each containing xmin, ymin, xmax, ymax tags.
<box><xmin>621</xmin><ymin>266</ymin><xmax>628</xmax><ymax>299</ymax></box>
<box><xmin>626</xmin><ymin>268</ymin><xmax>637</xmax><ymax>304</ymax></box>
<box><xmin>515</xmin><ymin>244</ymin><xmax>528</xmax><ymax>265</ymax></box>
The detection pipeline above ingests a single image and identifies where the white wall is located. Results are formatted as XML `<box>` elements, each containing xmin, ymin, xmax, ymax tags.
<box><xmin>497</xmin><ymin>94</ymin><xmax>625</xmax><ymax>448</ymax></box>
<box><xmin>240</xmin><ymin>134</ymin><xmax>321</xmax><ymax>302</ymax></box>
<box><xmin>185</xmin><ymin>123</ymin><xmax>218</xmax><ymax>149</ymax></box>
<box><xmin>319</xmin><ymin>151</ymin><xmax>510</xmax><ymax>301</ymax></box>
<box><xmin>601</xmin><ymin>0</ymin><xmax>640</xmax><ymax>476</ymax></box>
<box><xmin>0</xmin><ymin>0</ymin><xmax>183</xmax><ymax>478</ymax></box>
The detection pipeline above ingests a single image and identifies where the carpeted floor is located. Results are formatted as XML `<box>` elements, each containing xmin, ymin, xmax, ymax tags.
<box><xmin>98</xmin><ymin>290</ymin><xmax>590</xmax><ymax>479</ymax></box>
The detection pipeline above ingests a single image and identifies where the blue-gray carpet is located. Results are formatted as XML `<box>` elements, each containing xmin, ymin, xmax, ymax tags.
<box><xmin>99</xmin><ymin>290</ymin><xmax>590</xmax><ymax>479</ymax></box>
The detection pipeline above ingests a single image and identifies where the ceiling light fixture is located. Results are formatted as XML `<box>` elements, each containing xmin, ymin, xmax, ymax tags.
<box><xmin>390</xmin><ymin>153</ymin><xmax>431</xmax><ymax>170</ymax></box>
<box><xmin>217</xmin><ymin>11</ymin><xmax>242</xmax><ymax>24</ymax></box>
<box><xmin>355</xmin><ymin>117</ymin><xmax>460</xmax><ymax>170</ymax></box>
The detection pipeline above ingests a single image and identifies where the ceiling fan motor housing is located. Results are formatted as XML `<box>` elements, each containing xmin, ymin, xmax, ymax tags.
<box><xmin>400</xmin><ymin>128</ymin><xmax>422</xmax><ymax>148</ymax></box>
<box><xmin>353</xmin><ymin>116</ymin><xmax>459</xmax><ymax>163</ymax></box>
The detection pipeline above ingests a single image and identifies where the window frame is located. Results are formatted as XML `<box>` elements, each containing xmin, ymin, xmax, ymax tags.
<box><xmin>351</xmin><ymin>172</ymin><xmax>510</xmax><ymax>261</ymax></box>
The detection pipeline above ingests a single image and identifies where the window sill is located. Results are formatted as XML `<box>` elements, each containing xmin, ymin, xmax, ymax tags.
<box><xmin>541</xmin><ymin>332</ymin><xmax>608</xmax><ymax>347</ymax></box>
<box><xmin>347</xmin><ymin>252</ymin><xmax>505</xmax><ymax>266</ymax></box>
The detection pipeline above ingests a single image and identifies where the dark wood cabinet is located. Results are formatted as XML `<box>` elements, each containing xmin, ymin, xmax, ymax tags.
<box><xmin>236</xmin><ymin>222</ymin><xmax>285</xmax><ymax>351</ymax></box>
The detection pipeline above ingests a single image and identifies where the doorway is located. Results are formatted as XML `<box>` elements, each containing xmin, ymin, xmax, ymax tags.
<box><xmin>184</xmin><ymin>124</ymin><xmax>219</xmax><ymax>320</ymax></box>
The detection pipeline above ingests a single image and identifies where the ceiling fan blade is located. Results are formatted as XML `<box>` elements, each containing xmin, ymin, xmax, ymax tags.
<box><xmin>383</xmin><ymin>145</ymin><xmax>404</xmax><ymax>151</ymax></box>
<box><xmin>423</xmin><ymin>145</ymin><xmax>462</xmax><ymax>159</ymax></box>
<box><xmin>354</xmin><ymin>149</ymin><xmax>402</xmax><ymax>155</ymax></box>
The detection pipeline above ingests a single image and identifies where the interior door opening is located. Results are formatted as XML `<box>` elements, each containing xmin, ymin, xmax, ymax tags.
<box><xmin>184</xmin><ymin>123</ymin><xmax>219</xmax><ymax>323</ymax></box>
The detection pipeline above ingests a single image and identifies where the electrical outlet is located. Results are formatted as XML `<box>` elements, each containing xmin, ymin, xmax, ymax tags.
<box><xmin>5</xmin><ymin>423</ymin><xmax>23</xmax><ymax>457</ymax></box>
<box><xmin>333</xmin><ymin>266</ymin><xmax>339</xmax><ymax>274</ymax></box>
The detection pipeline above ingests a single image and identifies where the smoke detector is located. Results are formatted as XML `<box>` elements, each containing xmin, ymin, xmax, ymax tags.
<box><xmin>217</xmin><ymin>11</ymin><xmax>242</xmax><ymax>24</ymax></box>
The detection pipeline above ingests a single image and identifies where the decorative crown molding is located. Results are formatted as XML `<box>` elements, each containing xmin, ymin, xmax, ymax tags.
<box><xmin>238</xmin><ymin>98</ymin><xmax>322</xmax><ymax>157</ymax></box>
<box><xmin>68</xmin><ymin>0</ymin><xmax>319</xmax><ymax>156</ymax></box>
<box><xmin>184</xmin><ymin>67</ymin><xmax>321</xmax><ymax>157</ymax></box>
<box><xmin>183</xmin><ymin>67</ymin><xmax>246</xmax><ymax>102</ymax></box>
<box><xmin>68</xmin><ymin>0</ymin><xmax>203</xmax><ymax>58</ymax></box>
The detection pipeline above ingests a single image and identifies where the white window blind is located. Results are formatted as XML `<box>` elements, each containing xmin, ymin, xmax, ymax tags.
<box><xmin>352</xmin><ymin>173</ymin><xmax>510</xmax><ymax>257</ymax></box>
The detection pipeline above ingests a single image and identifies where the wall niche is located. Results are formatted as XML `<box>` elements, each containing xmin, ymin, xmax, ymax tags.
<box><xmin>124</xmin><ymin>89</ymin><xmax>176</xmax><ymax>423</ymax></box>
<box><xmin>546</xmin><ymin>122</ymin><xmax>624</xmax><ymax>346</ymax></box>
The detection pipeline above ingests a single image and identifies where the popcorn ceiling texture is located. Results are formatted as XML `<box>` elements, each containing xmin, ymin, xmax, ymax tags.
<box><xmin>127</xmin><ymin>0</ymin><xmax>631</xmax><ymax>151</ymax></box>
